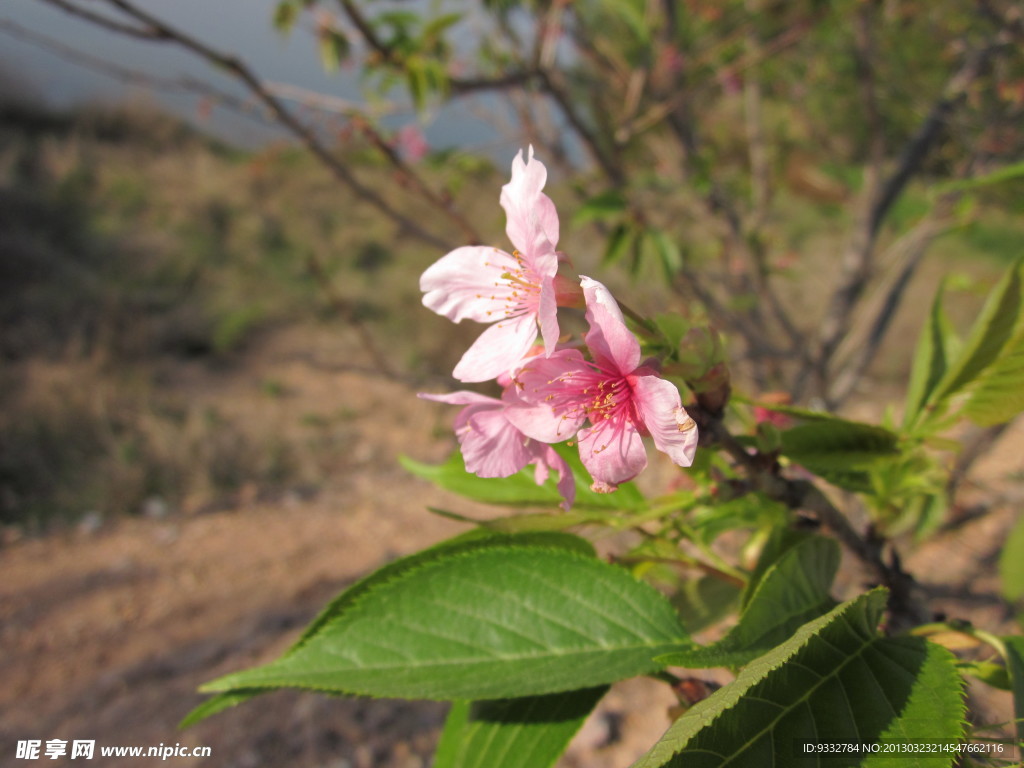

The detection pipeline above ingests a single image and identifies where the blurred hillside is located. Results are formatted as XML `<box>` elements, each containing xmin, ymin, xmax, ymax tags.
<box><xmin>0</xmin><ymin>99</ymin><xmax>500</xmax><ymax>531</ymax></box>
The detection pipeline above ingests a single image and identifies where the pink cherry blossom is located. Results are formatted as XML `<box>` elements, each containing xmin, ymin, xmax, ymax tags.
<box><xmin>418</xmin><ymin>387</ymin><xmax>576</xmax><ymax>510</ymax></box>
<box><xmin>510</xmin><ymin>277</ymin><xmax>698</xmax><ymax>492</ymax></box>
<box><xmin>420</xmin><ymin>147</ymin><xmax>561</xmax><ymax>383</ymax></box>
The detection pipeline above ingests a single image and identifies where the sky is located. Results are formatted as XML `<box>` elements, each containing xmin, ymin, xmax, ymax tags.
<box><xmin>0</xmin><ymin>0</ymin><xmax>525</xmax><ymax>157</ymax></box>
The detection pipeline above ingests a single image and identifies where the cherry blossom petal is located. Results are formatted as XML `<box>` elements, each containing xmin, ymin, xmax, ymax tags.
<box><xmin>577</xmin><ymin>417</ymin><xmax>647</xmax><ymax>491</ymax></box>
<box><xmin>537</xmin><ymin>276</ymin><xmax>560</xmax><ymax>357</ymax></box>
<box><xmin>531</xmin><ymin>445</ymin><xmax>575</xmax><ymax>511</ymax></box>
<box><xmin>581</xmin><ymin>277</ymin><xmax>641</xmax><ymax>374</ymax></box>
<box><xmin>458</xmin><ymin>405</ymin><xmax>534</xmax><ymax>477</ymax></box>
<box><xmin>418</xmin><ymin>391</ymin><xmax>499</xmax><ymax>407</ymax></box>
<box><xmin>453</xmin><ymin>312</ymin><xmax>538</xmax><ymax>383</ymax></box>
<box><xmin>500</xmin><ymin>147</ymin><xmax>559</xmax><ymax>256</ymax></box>
<box><xmin>507</xmin><ymin>349</ymin><xmax>589</xmax><ymax>442</ymax></box>
<box><xmin>632</xmin><ymin>376</ymin><xmax>699</xmax><ymax>468</ymax></box>
<box><xmin>421</xmin><ymin>246</ymin><xmax>518</xmax><ymax>323</ymax></box>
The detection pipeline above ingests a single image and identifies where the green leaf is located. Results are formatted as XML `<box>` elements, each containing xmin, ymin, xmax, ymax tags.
<box><xmin>434</xmin><ymin>688</ymin><xmax>606</xmax><ymax>768</ymax></box>
<box><xmin>779</xmin><ymin>420</ymin><xmax>901</xmax><ymax>472</ymax></box>
<box><xmin>1000</xmin><ymin>515</ymin><xmax>1024</xmax><ymax>603</ymax></box>
<box><xmin>183</xmin><ymin>531</ymin><xmax>593</xmax><ymax>726</ymax></box>
<box><xmin>201</xmin><ymin>545</ymin><xmax>689</xmax><ymax>701</ymax></box>
<box><xmin>649</xmin><ymin>229</ymin><xmax>683</xmax><ymax>282</ymax></box>
<box><xmin>634</xmin><ymin>590</ymin><xmax>967</xmax><ymax>768</ymax></box>
<box><xmin>273</xmin><ymin>1</ymin><xmax>299</xmax><ymax>34</ymax></box>
<box><xmin>671</xmin><ymin>577</ymin><xmax>742</xmax><ymax>635</ymax></box>
<box><xmin>572</xmin><ymin>190</ymin><xmax>627</xmax><ymax>226</ymax></box>
<box><xmin>1002</xmin><ymin>636</ymin><xmax>1024</xmax><ymax>744</ymax></box>
<box><xmin>658</xmin><ymin>537</ymin><xmax>839</xmax><ymax>668</ymax></box>
<box><xmin>400</xmin><ymin>449</ymin><xmax>647</xmax><ymax>511</ymax></box>
<box><xmin>905</xmin><ymin>280</ymin><xmax>956</xmax><ymax>428</ymax></box>
<box><xmin>318</xmin><ymin>29</ymin><xmax>350</xmax><ymax>73</ymax></box>
<box><xmin>932</xmin><ymin>160</ymin><xmax>1024</xmax><ymax>194</ymax></box>
<box><xmin>956</xmin><ymin>660</ymin><xmax>1010</xmax><ymax>691</ymax></box>
<box><xmin>962</xmin><ymin>324</ymin><xmax>1024</xmax><ymax>426</ymax></box>
<box><xmin>602</xmin><ymin>223</ymin><xmax>634</xmax><ymax>267</ymax></box>
<box><xmin>930</xmin><ymin>255</ymin><xmax>1024</xmax><ymax>407</ymax></box>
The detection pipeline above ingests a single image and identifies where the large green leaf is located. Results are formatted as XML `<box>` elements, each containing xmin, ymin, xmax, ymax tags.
<box><xmin>434</xmin><ymin>688</ymin><xmax>607</xmax><ymax>768</ymax></box>
<box><xmin>182</xmin><ymin>531</ymin><xmax>593</xmax><ymax>726</ymax></box>
<box><xmin>904</xmin><ymin>280</ymin><xmax>956</xmax><ymax>428</ymax></box>
<box><xmin>658</xmin><ymin>537</ymin><xmax>839</xmax><ymax>668</ymax></box>
<box><xmin>634</xmin><ymin>590</ymin><xmax>967</xmax><ymax>768</ymax></box>
<box><xmin>962</xmin><ymin>324</ymin><xmax>1024</xmax><ymax>426</ymax></box>
<box><xmin>779</xmin><ymin>420</ymin><xmax>901</xmax><ymax>472</ymax></box>
<box><xmin>1000</xmin><ymin>516</ymin><xmax>1024</xmax><ymax>603</ymax></box>
<box><xmin>401</xmin><ymin>448</ymin><xmax>647</xmax><ymax>511</ymax></box>
<box><xmin>201</xmin><ymin>544</ymin><xmax>689</xmax><ymax>701</ymax></box>
<box><xmin>1001</xmin><ymin>636</ymin><xmax>1024</xmax><ymax>745</ymax></box>
<box><xmin>929</xmin><ymin>255</ymin><xmax>1024</xmax><ymax>407</ymax></box>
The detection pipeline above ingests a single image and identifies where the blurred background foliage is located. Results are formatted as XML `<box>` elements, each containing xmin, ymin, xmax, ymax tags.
<box><xmin>1</xmin><ymin>0</ymin><xmax>1022</xmax><ymax>530</ymax></box>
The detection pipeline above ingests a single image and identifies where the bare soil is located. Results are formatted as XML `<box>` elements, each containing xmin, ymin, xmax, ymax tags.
<box><xmin>1</xmin><ymin>326</ymin><xmax>1021</xmax><ymax>767</ymax></box>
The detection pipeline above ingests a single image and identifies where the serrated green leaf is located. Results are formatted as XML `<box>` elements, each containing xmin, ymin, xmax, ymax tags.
<box><xmin>434</xmin><ymin>688</ymin><xmax>606</xmax><ymax>768</ymax></box>
<box><xmin>930</xmin><ymin>256</ymin><xmax>1024</xmax><ymax>407</ymax></box>
<box><xmin>741</xmin><ymin>525</ymin><xmax>813</xmax><ymax>611</ymax></box>
<box><xmin>658</xmin><ymin>537</ymin><xmax>839</xmax><ymax>668</ymax></box>
<box><xmin>671</xmin><ymin>577</ymin><xmax>742</xmax><ymax>635</ymax></box>
<box><xmin>183</xmin><ymin>532</ymin><xmax>592</xmax><ymax>726</ymax></box>
<box><xmin>1002</xmin><ymin>636</ymin><xmax>1024</xmax><ymax>744</ymax></box>
<box><xmin>963</xmin><ymin>324</ymin><xmax>1024</xmax><ymax>426</ymax></box>
<box><xmin>780</xmin><ymin>420</ymin><xmax>901</xmax><ymax>471</ymax></box>
<box><xmin>1000</xmin><ymin>516</ymin><xmax>1024</xmax><ymax>603</ymax></box>
<box><xmin>634</xmin><ymin>590</ymin><xmax>967</xmax><ymax>768</ymax></box>
<box><xmin>400</xmin><ymin>448</ymin><xmax>646</xmax><ymax>511</ymax></box>
<box><xmin>201</xmin><ymin>545</ymin><xmax>689</xmax><ymax>701</ymax></box>
<box><xmin>905</xmin><ymin>280</ymin><xmax>956</xmax><ymax>428</ymax></box>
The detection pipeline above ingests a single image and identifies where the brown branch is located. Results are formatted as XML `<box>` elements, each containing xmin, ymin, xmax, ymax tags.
<box><xmin>77</xmin><ymin>0</ymin><xmax>454</xmax><ymax>253</ymax></box>
<box><xmin>352</xmin><ymin>116</ymin><xmax>482</xmax><ymax>245</ymax></box>
<box><xmin>697</xmin><ymin>407</ymin><xmax>929</xmax><ymax>630</ymax></box>
<box><xmin>803</xmin><ymin>36</ymin><xmax>1000</xmax><ymax>398</ymax></box>
<box><xmin>827</xmin><ymin>195</ymin><xmax>960</xmax><ymax>407</ymax></box>
<box><xmin>34</xmin><ymin>0</ymin><xmax>162</xmax><ymax>39</ymax></box>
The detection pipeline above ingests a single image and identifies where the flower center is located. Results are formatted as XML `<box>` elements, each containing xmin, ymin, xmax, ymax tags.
<box><xmin>478</xmin><ymin>250</ymin><xmax>541</xmax><ymax>323</ymax></box>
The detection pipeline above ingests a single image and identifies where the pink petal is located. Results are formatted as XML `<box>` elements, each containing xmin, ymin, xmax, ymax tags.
<box><xmin>577</xmin><ymin>417</ymin><xmax>647</xmax><ymax>491</ymax></box>
<box><xmin>500</xmin><ymin>147</ymin><xmax>559</xmax><ymax>259</ymax></box>
<box><xmin>632</xmin><ymin>376</ymin><xmax>698</xmax><ymax>468</ymax></box>
<box><xmin>537</xmin><ymin>276</ymin><xmax>559</xmax><ymax>357</ymax></box>
<box><xmin>452</xmin><ymin>312</ymin><xmax>538</xmax><ymax>383</ymax></box>
<box><xmin>457</xmin><ymin>404</ymin><xmax>533</xmax><ymax>477</ymax></box>
<box><xmin>421</xmin><ymin>246</ymin><xmax>519</xmax><ymax>323</ymax></box>
<box><xmin>545</xmin><ymin>446</ymin><xmax>576</xmax><ymax>510</ymax></box>
<box><xmin>418</xmin><ymin>391</ymin><xmax>500</xmax><ymax>407</ymax></box>
<box><xmin>507</xmin><ymin>349</ymin><xmax>588</xmax><ymax>442</ymax></box>
<box><xmin>581</xmin><ymin>277</ymin><xmax>641</xmax><ymax>374</ymax></box>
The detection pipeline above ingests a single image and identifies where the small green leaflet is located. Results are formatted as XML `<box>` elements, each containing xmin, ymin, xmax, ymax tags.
<box><xmin>433</xmin><ymin>688</ymin><xmax>607</xmax><ymax>768</ymax></box>
<box><xmin>1000</xmin><ymin>516</ymin><xmax>1024</xmax><ymax>604</ymax></box>
<box><xmin>928</xmin><ymin>255</ymin><xmax>1024</xmax><ymax>411</ymax></box>
<box><xmin>400</xmin><ymin>447</ymin><xmax>647</xmax><ymax>511</ymax></box>
<box><xmin>633</xmin><ymin>590</ymin><xmax>966</xmax><ymax>768</ymax></box>
<box><xmin>200</xmin><ymin>543</ymin><xmax>689</xmax><ymax>701</ymax></box>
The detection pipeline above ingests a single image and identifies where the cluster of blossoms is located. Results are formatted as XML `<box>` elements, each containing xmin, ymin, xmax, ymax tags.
<box><xmin>420</xmin><ymin>148</ymin><xmax>698</xmax><ymax>509</ymax></box>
